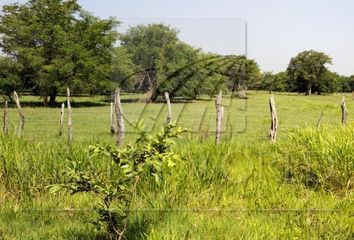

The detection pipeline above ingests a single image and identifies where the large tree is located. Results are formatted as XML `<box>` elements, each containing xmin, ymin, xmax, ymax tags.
<box><xmin>118</xmin><ymin>23</ymin><xmax>204</xmax><ymax>101</ymax></box>
<box><xmin>0</xmin><ymin>0</ymin><xmax>118</xmax><ymax>105</ymax></box>
<box><xmin>224</xmin><ymin>55</ymin><xmax>261</xmax><ymax>91</ymax></box>
<box><xmin>287</xmin><ymin>50</ymin><xmax>332</xmax><ymax>95</ymax></box>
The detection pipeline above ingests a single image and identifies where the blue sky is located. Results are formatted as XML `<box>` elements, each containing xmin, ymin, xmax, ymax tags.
<box><xmin>1</xmin><ymin>0</ymin><xmax>353</xmax><ymax>76</ymax></box>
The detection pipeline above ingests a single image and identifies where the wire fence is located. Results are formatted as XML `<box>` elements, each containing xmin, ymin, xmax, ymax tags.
<box><xmin>2</xmin><ymin>92</ymin><xmax>352</xmax><ymax>143</ymax></box>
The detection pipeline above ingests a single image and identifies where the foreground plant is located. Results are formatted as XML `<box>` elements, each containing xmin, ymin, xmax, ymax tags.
<box><xmin>50</xmin><ymin>122</ymin><xmax>184</xmax><ymax>240</ymax></box>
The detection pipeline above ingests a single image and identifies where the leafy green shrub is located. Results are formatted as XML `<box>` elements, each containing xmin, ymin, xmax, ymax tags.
<box><xmin>50</xmin><ymin>122</ymin><xmax>184</xmax><ymax>240</ymax></box>
<box><xmin>276</xmin><ymin>126</ymin><xmax>353</xmax><ymax>194</ymax></box>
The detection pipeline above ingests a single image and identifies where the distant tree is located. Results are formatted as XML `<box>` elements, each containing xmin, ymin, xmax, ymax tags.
<box><xmin>315</xmin><ymin>71</ymin><xmax>342</xmax><ymax>94</ymax></box>
<box><xmin>190</xmin><ymin>54</ymin><xmax>227</xmax><ymax>97</ymax></box>
<box><xmin>259</xmin><ymin>71</ymin><xmax>288</xmax><ymax>92</ymax></box>
<box><xmin>0</xmin><ymin>56</ymin><xmax>21</xmax><ymax>98</ymax></box>
<box><xmin>350</xmin><ymin>75</ymin><xmax>354</xmax><ymax>92</ymax></box>
<box><xmin>224</xmin><ymin>55</ymin><xmax>261</xmax><ymax>91</ymax></box>
<box><xmin>0</xmin><ymin>0</ymin><xmax>118</xmax><ymax>105</ymax></box>
<box><xmin>112</xmin><ymin>47</ymin><xmax>137</xmax><ymax>92</ymax></box>
<box><xmin>273</xmin><ymin>72</ymin><xmax>289</xmax><ymax>91</ymax></box>
<box><xmin>117</xmin><ymin>23</ymin><xmax>264</xmax><ymax>100</ymax></box>
<box><xmin>119</xmin><ymin>23</ymin><xmax>204</xmax><ymax>101</ymax></box>
<box><xmin>259</xmin><ymin>71</ymin><xmax>274</xmax><ymax>91</ymax></box>
<box><xmin>338</xmin><ymin>75</ymin><xmax>354</xmax><ymax>93</ymax></box>
<box><xmin>287</xmin><ymin>50</ymin><xmax>332</xmax><ymax>95</ymax></box>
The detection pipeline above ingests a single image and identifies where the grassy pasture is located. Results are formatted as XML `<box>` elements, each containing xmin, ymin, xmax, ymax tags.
<box><xmin>0</xmin><ymin>92</ymin><xmax>353</xmax><ymax>239</ymax></box>
<box><xmin>3</xmin><ymin>91</ymin><xmax>353</xmax><ymax>142</ymax></box>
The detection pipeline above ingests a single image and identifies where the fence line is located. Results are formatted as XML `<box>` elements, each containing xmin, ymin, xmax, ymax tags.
<box><xmin>1</xmin><ymin>93</ymin><xmax>351</xmax><ymax>143</ymax></box>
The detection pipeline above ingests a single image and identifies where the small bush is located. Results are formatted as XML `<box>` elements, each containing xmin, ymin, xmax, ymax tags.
<box><xmin>50</xmin><ymin>122</ymin><xmax>184</xmax><ymax>240</ymax></box>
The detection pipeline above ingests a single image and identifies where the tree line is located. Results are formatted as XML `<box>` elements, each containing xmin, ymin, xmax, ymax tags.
<box><xmin>0</xmin><ymin>0</ymin><xmax>353</xmax><ymax>105</ymax></box>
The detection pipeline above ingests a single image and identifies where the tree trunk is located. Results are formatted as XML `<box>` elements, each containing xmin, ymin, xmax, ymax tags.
<box><xmin>306</xmin><ymin>82</ymin><xmax>312</xmax><ymax>95</ymax></box>
<box><xmin>49</xmin><ymin>89</ymin><xmax>57</xmax><ymax>106</ymax></box>
<box><xmin>150</xmin><ymin>87</ymin><xmax>160</xmax><ymax>102</ymax></box>
<box><xmin>44</xmin><ymin>95</ymin><xmax>48</xmax><ymax>107</ymax></box>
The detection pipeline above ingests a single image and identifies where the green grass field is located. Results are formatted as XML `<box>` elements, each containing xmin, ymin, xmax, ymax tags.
<box><xmin>0</xmin><ymin>92</ymin><xmax>353</xmax><ymax>239</ymax></box>
<box><xmin>3</xmin><ymin>91</ymin><xmax>353</xmax><ymax>141</ymax></box>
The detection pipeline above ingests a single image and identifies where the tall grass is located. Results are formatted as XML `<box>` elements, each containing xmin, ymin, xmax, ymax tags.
<box><xmin>0</xmin><ymin>134</ymin><xmax>114</xmax><ymax>198</ymax></box>
<box><xmin>0</xmin><ymin>125</ymin><xmax>353</xmax><ymax>239</ymax></box>
<box><xmin>275</xmin><ymin>125</ymin><xmax>353</xmax><ymax>194</ymax></box>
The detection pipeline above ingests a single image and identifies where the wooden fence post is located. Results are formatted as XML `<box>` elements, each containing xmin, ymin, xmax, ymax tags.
<box><xmin>110</xmin><ymin>102</ymin><xmax>115</xmax><ymax>134</ymax></box>
<box><xmin>59</xmin><ymin>103</ymin><xmax>65</xmax><ymax>136</ymax></box>
<box><xmin>215</xmin><ymin>90</ymin><xmax>224</xmax><ymax>145</ymax></box>
<box><xmin>165</xmin><ymin>92</ymin><xmax>172</xmax><ymax>124</ymax></box>
<box><xmin>341</xmin><ymin>96</ymin><xmax>347</xmax><ymax>125</ymax></box>
<box><xmin>13</xmin><ymin>91</ymin><xmax>25</xmax><ymax>136</ymax></box>
<box><xmin>67</xmin><ymin>88</ymin><xmax>72</xmax><ymax>144</ymax></box>
<box><xmin>269</xmin><ymin>95</ymin><xmax>278</xmax><ymax>142</ymax></box>
<box><xmin>3</xmin><ymin>100</ymin><xmax>8</xmax><ymax>135</ymax></box>
<box><xmin>114</xmin><ymin>88</ymin><xmax>125</xmax><ymax>146</ymax></box>
<box><xmin>316</xmin><ymin>111</ymin><xmax>324</xmax><ymax>128</ymax></box>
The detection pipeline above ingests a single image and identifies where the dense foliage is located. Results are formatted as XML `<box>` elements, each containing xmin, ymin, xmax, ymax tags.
<box><xmin>0</xmin><ymin>0</ymin><xmax>118</xmax><ymax>105</ymax></box>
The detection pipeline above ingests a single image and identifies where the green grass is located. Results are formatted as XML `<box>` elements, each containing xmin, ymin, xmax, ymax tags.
<box><xmin>4</xmin><ymin>91</ymin><xmax>353</xmax><ymax>141</ymax></box>
<box><xmin>0</xmin><ymin>92</ymin><xmax>353</xmax><ymax>239</ymax></box>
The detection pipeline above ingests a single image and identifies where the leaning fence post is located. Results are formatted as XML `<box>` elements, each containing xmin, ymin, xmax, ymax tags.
<box><xmin>3</xmin><ymin>100</ymin><xmax>8</xmax><ymax>135</ymax></box>
<box><xmin>114</xmin><ymin>88</ymin><xmax>125</xmax><ymax>146</ymax></box>
<box><xmin>269</xmin><ymin>95</ymin><xmax>278</xmax><ymax>142</ymax></box>
<box><xmin>316</xmin><ymin>111</ymin><xmax>324</xmax><ymax>128</ymax></box>
<box><xmin>341</xmin><ymin>96</ymin><xmax>347</xmax><ymax>125</ymax></box>
<box><xmin>59</xmin><ymin>103</ymin><xmax>65</xmax><ymax>136</ymax></box>
<box><xmin>13</xmin><ymin>91</ymin><xmax>25</xmax><ymax>136</ymax></box>
<box><xmin>67</xmin><ymin>88</ymin><xmax>72</xmax><ymax>144</ymax></box>
<box><xmin>215</xmin><ymin>90</ymin><xmax>224</xmax><ymax>145</ymax></box>
<box><xmin>164</xmin><ymin>92</ymin><xmax>172</xmax><ymax>124</ymax></box>
<box><xmin>110</xmin><ymin>102</ymin><xmax>115</xmax><ymax>134</ymax></box>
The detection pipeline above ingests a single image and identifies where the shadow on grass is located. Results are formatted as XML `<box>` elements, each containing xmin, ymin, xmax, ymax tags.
<box><xmin>6</xmin><ymin>98</ymin><xmax>143</xmax><ymax>108</ymax></box>
<box><xmin>6</xmin><ymin>101</ymin><xmax>106</xmax><ymax>108</ymax></box>
<box><xmin>101</xmin><ymin>98</ymin><xmax>140</xmax><ymax>104</ymax></box>
<box><xmin>63</xmin><ymin>231</ymin><xmax>107</xmax><ymax>240</ymax></box>
<box><xmin>124</xmin><ymin>215</ymin><xmax>152</xmax><ymax>240</ymax></box>
<box><xmin>62</xmin><ymin>215</ymin><xmax>151</xmax><ymax>240</ymax></box>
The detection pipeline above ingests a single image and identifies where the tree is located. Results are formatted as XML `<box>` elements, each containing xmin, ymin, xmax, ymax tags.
<box><xmin>118</xmin><ymin>23</ymin><xmax>203</xmax><ymax>101</ymax></box>
<box><xmin>315</xmin><ymin>71</ymin><xmax>341</xmax><ymax>94</ymax></box>
<box><xmin>112</xmin><ymin>47</ymin><xmax>136</xmax><ymax>92</ymax></box>
<box><xmin>349</xmin><ymin>75</ymin><xmax>354</xmax><ymax>92</ymax></box>
<box><xmin>338</xmin><ymin>75</ymin><xmax>354</xmax><ymax>93</ymax></box>
<box><xmin>287</xmin><ymin>50</ymin><xmax>332</xmax><ymax>95</ymax></box>
<box><xmin>0</xmin><ymin>0</ymin><xmax>118</xmax><ymax>105</ymax></box>
<box><xmin>224</xmin><ymin>55</ymin><xmax>261</xmax><ymax>91</ymax></box>
<box><xmin>50</xmin><ymin>123</ymin><xmax>184</xmax><ymax>240</ymax></box>
<box><xmin>0</xmin><ymin>56</ymin><xmax>21</xmax><ymax>98</ymax></box>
